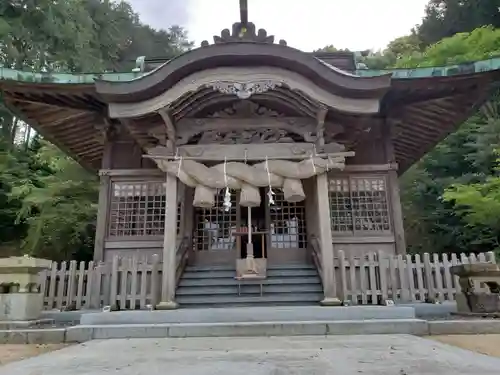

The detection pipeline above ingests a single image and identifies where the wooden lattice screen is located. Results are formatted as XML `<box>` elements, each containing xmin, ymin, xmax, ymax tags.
<box><xmin>328</xmin><ymin>175</ymin><xmax>391</xmax><ymax>235</ymax></box>
<box><xmin>108</xmin><ymin>180</ymin><xmax>181</xmax><ymax>237</ymax></box>
<box><xmin>269</xmin><ymin>189</ymin><xmax>307</xmax><ymax>248</ymax></box>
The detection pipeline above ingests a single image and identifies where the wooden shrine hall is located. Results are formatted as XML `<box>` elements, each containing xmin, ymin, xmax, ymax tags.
<box><xmin>2</xmin><ymin>1</ymin><xmax>500</xmax><ymax>308</ymax></box>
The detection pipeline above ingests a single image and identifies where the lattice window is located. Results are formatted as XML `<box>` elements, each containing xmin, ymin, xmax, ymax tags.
<box><xmin>193</xmin><ymin>189</ymin><xmax>237</xmax><ymax>251</ymax></box>
<box><xmin>328</xmin><ymin>176</ymin><xmax>391</xmax><ymax>234</ymax></box>
<box><xmin>269</xmin><ymin>190</ymin><xmax>307</xmax><ymax>248</ymax></box>
<box><xmin>108</xmin><ymin>181</ymin><xmax>181</xmax><ymax>237</ymax></box>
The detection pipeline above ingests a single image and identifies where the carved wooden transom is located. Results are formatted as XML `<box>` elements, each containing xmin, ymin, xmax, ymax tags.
<box><xmin>176</xmin><ymin>101</ymin><xmax>317</xmax><ymax>146</ymax></box>
<box><xmin>195</xmin><ymin>128</ymin><xmax>297</xmax><ymax>145</ymax></box>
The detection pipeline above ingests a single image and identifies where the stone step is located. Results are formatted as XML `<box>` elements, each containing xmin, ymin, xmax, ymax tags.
<box><xmin>178</xmin><ymin>276</ymin><xmax>321</xmax><ymax>287</ymax></box>
<box><xmin>71</xmin><ymin>318</ymin><xmax>428</xmax><ymax>340</ymax></box>
<box><xmin>79</xmin><ymin>306</ymin><xmax>417</xmax><ymax>325</ymax></box>
<box><xmin>185</xmin><ymin>263</ymin><xmax>316</xmax><ymax>272</ymax></box>
<box><xmin>176</xmin><ymin>283</ymin><xmax>323</xmax><ymax>296</ymax></box>
<box><xmin>176</xmin><ymin>293</ymin><xmax>323</xmax><ymax>307</ymax></box>
<box><xmin>182</xmin><ymin>268</ymin><xmax>318</xmax><ymax>279</ymax></box>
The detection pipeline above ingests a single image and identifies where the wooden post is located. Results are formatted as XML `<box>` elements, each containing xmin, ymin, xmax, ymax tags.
<box><xmin>93</xmin><ymin>175</ymin><xmax>110</xmax><ymax>261</ymax></box>
<box><xmin>156</xmin><ymin>172</ymin><xmax>179</xmax><ymax>309</ymax></box>
<box><xmin>316</xmin><ymin>173</ymin><xmax>341</xmax><ymax>306</ymax></box>
<box><xmin>388</xmin><ymin>170</ymin><xmax>406</xmax><ymax>254</ymax></box>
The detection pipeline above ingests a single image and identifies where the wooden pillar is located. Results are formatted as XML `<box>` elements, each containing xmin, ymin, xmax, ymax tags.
<box><xmin>156</xmin><ymin>172</ymin><xmax>179</xmax><ymax>309</ymax></box>
<box><xmin>316</xmin><ymin>173</ymin><xmax>341</xmax><ymax>305</ymax></box>
<box><xmin>388</xmin><ymin>170</ymin><xmax>406</xmax><ymax>254</ymax></box>
<box><xmin>93</xmin><ymin>174</ymin><xmax>110</xmax><ymax>262</ymax></box>
<box><xmin>183</xmin><ymin>187</ymin><xmax>194</xmax><ymax>239</ymax></box>
<box><xmin>93</xmin><ymin>135</ymin><xmax>112</xmax><ymax>262</ymax></box>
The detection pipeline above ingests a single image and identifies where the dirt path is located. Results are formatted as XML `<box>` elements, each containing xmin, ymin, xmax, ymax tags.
<box><xmin>0</xmin><ymin>344</ymin><xmax>67</xmax><ymax>365</ymax></box>
<box><xmin>430</xmin><ymin>334</ymin><xmax>500</xmax><ymax>358</ymax></box>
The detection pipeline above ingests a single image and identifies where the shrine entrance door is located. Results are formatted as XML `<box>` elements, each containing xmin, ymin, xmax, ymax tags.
<box><xmin>192</xmin><ymin>189</ymin><xmax>238</xmax><ymax>266</ymax></box>
<box><xmin>266</xmin><ymin>189</ymin><xmax>308</xmax><ymax>265</ymax></box>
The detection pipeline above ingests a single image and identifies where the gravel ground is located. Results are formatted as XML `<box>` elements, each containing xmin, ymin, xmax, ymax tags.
<box><xmin>430</xmin><ymin>334</ymin><xmax>500</xmax><ymax>358</ymax></box>
<box><xmin>0</xmin><ymin>345</ymin><xmax>68</xmax><ymax>365</ymax></box>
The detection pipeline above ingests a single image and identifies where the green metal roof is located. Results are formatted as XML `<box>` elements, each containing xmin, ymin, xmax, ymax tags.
<box><xmin>1</xmin><ymin>56</ymin><xmax>500</xmax><ymax>84</ymax></box>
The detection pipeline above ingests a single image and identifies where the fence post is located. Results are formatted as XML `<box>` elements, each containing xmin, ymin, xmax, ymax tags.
<box><xmin>56</xmin><ymin>261</ymin><xmax>67</xmax><ymax>310</ymax></box>
<box><xmin>337</xmin><ymin>250</ymin><xmax>347</xmax><ymax>302</ymax></box>
<box><xmin>432</xmin><ymin>253</ymin><xmax>445</xmax><ymax>302</ymax></box>
<box><xmin>405</xmin><ymin>254</ymin><xmax>416</xmax><ymax>302</ymax></box>
<box><xmin>75</xmin><ymin>261</ymin><xmax>85</xmax><ymax>309</ymax></box>
<box><xmin>150</xmin><ymin>255</ymin><xmax>160</xmax><ymax>307</ymax></box>
<box><xmin>66</xmin><ymin>260</ymin><xmax>77</xmax><ymax>308</ymax></box>
<box><xmin>110</xmin><ymin>256</ymin><xmax>119</xmax><ymax>309</ymax></box>
<box><xmin>423</xmin><ymin>253</ymin><xmax>435</xmax><ymax>301</ymax></box>
<box><xmin>47</xmin><ymin>262</ymin><xmax>58</xmax><ymax>310</ymax></box>
<box><xmin>377</xmin><ymin>250</ymin><xmax>388</xmax><ymax>302</ymax></box>
<box><xmin>486</xmin><ymin>251</ymin><xmax>497</xmax><ymax>264</ymax></box>
<box><xmin>367</xmin><ymin>253</ymin><xmax>377</xmax><ymax>304</ymax></box>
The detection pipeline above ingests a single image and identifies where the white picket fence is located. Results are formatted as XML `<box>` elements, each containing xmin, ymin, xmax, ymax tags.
<box><xmin>38</xmin><ymin>251</ymin><xmax>496</xmax><ymax>310</ymax></box>
<box><xmin>335</xmin><ymin>250</ymin><xmax>496</xmax><ymax>305</ymax></box>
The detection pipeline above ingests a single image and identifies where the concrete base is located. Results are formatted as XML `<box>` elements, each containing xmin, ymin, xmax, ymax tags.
<box><xmin>0</xmin><ymin>293</ymin><xmax>43</xmax><ymax>321</ymax></box>
<box><xmin>400</xmin><ymin>302</ymin><xmax>457</xmax><ymax>318</ymax></box>
<box><xmin>320</xmin><ymin>297</ymin><xmax>342</xmax><ymax>306</ymax></box>
<box><xmin>155</xmin><ymin>301</ymin><xmax>179</xmax><ymax>310</ymax></box>
<box><xmin>80</xmin><ymin>305</ymin><xmax>416</xmax><ymax>325</ymax></box>
<box><xmin>2</xmin><ymin>318</ymin><xmax>500</xmax><ymax>343</ymax></box>
<box><xmin>0</xmin><ymin>318</ymin><xmax>53</xmax><ymax>329</ymax></box>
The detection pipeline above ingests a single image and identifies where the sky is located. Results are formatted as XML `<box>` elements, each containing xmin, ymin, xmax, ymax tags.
<box><xmin>128</xmin><ymin>0</ymin><xmax>429</xmax><ymax>51</ymax></box>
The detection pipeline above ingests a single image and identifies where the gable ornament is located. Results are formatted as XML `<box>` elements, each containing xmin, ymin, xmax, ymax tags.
<box><xmin>206</xmin><ymin>80</ymin><xmax>282</xmax><ymax>99</ymax></box>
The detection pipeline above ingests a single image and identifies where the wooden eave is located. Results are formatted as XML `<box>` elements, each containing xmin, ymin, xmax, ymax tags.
<box><xmin>2</xmin><ymin>67</ymin><xmax>500</xmax><ymax>174</ymax></box>
<box><xmin>0</xmin><ymin>81</ymin><xmax>107</xmax><ymax>171</ymax></box>
<box><xmin>94</xmin><ymin>43</ymin><xmax>392</xmax><ymax>103</ymax></box>
<box><xmin>385</xmin><ymin>69</ymin><xmax>500</xmax><ymax>173</ymax></box>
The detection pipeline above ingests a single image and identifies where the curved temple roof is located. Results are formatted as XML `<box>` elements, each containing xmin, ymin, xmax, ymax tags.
<box><xmin>1</xmin><ymin>37</ymin><xmax>500</xmax><ymax>172</ymax></box>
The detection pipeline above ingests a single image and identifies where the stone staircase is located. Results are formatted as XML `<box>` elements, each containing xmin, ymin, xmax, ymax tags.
<box><xmin>176</xmin><ymin>263</ymin><xmax>323</xmax><ymax>308</ymax></box>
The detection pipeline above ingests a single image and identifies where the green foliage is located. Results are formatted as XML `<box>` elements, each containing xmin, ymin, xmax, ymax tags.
<box><xmin>2</xmin><ymin>141</ymin><xmax>98</xmax><ymax>261</ymax></box>
<box><xmin>416</xmin><ymin>0</ymin><xmax>500</xmax><ymax>46</ymax></box>
<box><xmin>395</xmin><ymin>26</ymin><xmax>500</xmax><ymax>67</ymax></box>
<box><xmin>0</xmin><ymin>1</ymin><xmax>192</xmax><ymax>261</ymax></box>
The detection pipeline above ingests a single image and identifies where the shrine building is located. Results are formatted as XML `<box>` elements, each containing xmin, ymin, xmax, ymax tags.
<box><xmin>2</xmin><ymin>3</ymin><xmax>500</xmax><ymax>308</ymax></box>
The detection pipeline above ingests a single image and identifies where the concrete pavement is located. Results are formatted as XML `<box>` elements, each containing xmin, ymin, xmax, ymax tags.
<box><xmin>2</xmin><ymin>334</ymin><xmax>500</xmax><ymax>374</ymax></box>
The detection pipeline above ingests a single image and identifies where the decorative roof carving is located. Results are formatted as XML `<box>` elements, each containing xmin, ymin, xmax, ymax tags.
<box><xmin>197</xmin><ymin>128</ymin><xmax>295</xmax><ymax>145</ymax></box>
<box><xmin>209</xmin><ymin>101</ymin><xmax>283</xmax><ymax>118</ymax></box>
<box><xmin>201</xmin><ymin>22</ymin><xmax>287</xmax><ymax>47</ymax></box>
<box><xmin>206</xmin><ymin>80</ymin><xmax>281</xmax><ymax>99</ymax></box>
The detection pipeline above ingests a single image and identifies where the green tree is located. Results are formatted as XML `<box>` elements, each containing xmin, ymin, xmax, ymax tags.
<box><xmin>417</xmin><ymin>0</ymin><xmax>500</xmax><ymax>46</ymax></box>
<box><xmin>0</xmin><ymin>1</ymin><xmax>193</xmax><ymax>260</ymax></box>
<box><xmin>396</xmin><ymin>26</ymin><xmax>500</xmax><ymax>68</ymax></box>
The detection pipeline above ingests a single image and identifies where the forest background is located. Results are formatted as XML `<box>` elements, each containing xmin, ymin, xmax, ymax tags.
<box><xmin>1</xmin><ymin>0</ymin><xmax>500</xmax><ymax>262</ymax></box>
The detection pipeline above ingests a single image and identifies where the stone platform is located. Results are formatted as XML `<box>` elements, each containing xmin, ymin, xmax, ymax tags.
<box><xmin>79</xmin><ymin>305</ymin><xmax>416</xmax><ymax>325</ymax></box>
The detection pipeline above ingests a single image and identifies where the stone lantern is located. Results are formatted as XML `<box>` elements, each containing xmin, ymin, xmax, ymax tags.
<box><xmin>0</xmin><ymin>256</ymin><xmax>52</xmax><ymax>322</ymax></box>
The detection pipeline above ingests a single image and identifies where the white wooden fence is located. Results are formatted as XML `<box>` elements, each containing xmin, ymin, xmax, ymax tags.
<box><xmin>335</xmin><ymin>250</ymin><xmax>496</xmax><ymax>305</ymax></box>
<box><xmin>38</xmin><ymin>251</ymin><xmax>496</xmax><ymax>310</ymax></box>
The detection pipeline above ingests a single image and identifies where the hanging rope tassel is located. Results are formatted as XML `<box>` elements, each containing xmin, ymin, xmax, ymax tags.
<box><xmin>222</xmin><ymin>156</ymin><xmax>232</xmax><ymax>212</ymax></box>
<box><xmin>265</xmin><ymin>156</ymin><xmax>275</xmax><ymax>205</ymax></box>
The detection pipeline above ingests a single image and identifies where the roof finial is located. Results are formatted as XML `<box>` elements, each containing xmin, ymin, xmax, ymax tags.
<box><xmin>240</xmin><ymin>0</ymin><xmax>248</xmax><ymax>25</ymax></box>
<box><xmin>201</xmin><ymin>0</ymin><xmax>287</xmax><ymax>46</ymax></box>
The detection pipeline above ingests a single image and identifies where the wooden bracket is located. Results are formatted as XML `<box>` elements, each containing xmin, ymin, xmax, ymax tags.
<box><xmin>158</xmin><ymin>107</ymin><xmax>176</xmax><ymax>152</ymax></box>
<box><xmin>316</xmin><ymin>107</ymin><xmax>328</xmax><ymax>148</ymax></box>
